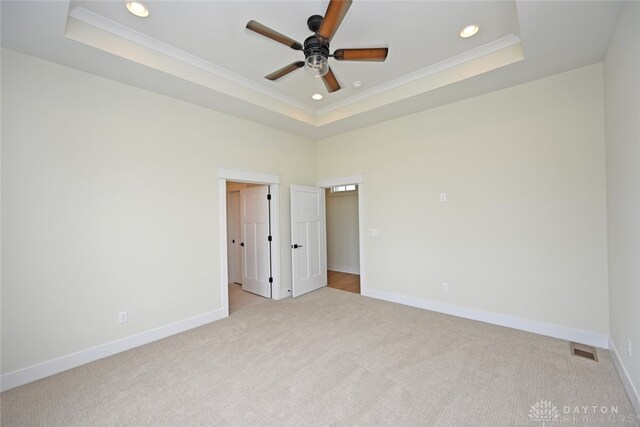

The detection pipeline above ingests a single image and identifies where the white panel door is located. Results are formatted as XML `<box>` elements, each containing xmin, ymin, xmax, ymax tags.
<box><xmin>241</xmin><ymin>186</ymin><xmax>271</xmax><ymax>298</ymax></box>
<box><xmin>226</xmin><ymin>191</ymin><xmax>242</xmax><ymax>284</ymax></box>
<box><xmin>291</xmin><ymin>185</ymin><xmax>326</xmax><ymax>297</ymax></box>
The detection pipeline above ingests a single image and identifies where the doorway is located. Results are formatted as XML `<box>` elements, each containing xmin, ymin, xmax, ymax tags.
<box><xmin>218</xmin><ymin>168</ymin><xmax>282</xmax><ymax>317</ymax></box>
<box><xmin>325</xmin><ymin>184</ymin><xmax>361</xmax><ymax>294</ymax></box>
<box><xmin>226</xmin><ymin>181</ymin><xmax>273</xmax><ymax>312</ymax></box>
<box><xmin>227</xmin><ymin>182</ymin><xmax>272</xmax><ymax>283</ymax></box>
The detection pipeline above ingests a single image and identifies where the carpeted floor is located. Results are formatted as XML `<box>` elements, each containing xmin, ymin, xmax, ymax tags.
<box><xmin>1</xmin><ymin>287</ymin><xmax>638</xmax><ymax>426</ymax></box>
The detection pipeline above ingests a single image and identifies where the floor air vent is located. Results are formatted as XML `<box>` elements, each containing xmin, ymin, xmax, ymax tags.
<box><xmin>570</xmin><ymin>342</ymin><xmax>598</xmax><ymax>361</ymax></box>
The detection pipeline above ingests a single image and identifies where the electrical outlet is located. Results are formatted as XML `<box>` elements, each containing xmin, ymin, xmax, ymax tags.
<box><xmin>442</xmin><ymin>282</ymin><xmax>449</xmax><ymax>292</ymax></box>
<box><xmin>628</xmin><ymin>338</ymin><xmax>632</xmax><ymax>358</ymax></box>
<box><xmin>368</xmin><ymin>228</ymin><xmax>379</xmax><ymax>237</ymax></box>
<box><xmin>440</xmin><ymin>193</ymin><xmax>447</xmax><ymax>202</ymax></box>
<box><xmin>119</xmin><ymin>311</ymin><xmax>128</xmax><ymax>324</ymax></box>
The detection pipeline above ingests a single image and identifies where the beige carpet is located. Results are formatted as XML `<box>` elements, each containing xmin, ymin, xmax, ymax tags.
<box><xmin>1</xmin><ymin>287</ymin><xmax>638</xmax><ymax>426</ymax></box>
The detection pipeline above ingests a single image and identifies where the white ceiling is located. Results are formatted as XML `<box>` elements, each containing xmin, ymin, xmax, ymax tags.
<box><xmin>1</xmin><ymin>1</ymin><xmax>623</xmax><ymax>139</ymax></box>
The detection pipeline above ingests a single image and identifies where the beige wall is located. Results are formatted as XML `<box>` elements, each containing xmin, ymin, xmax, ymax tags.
<box><xmin>318</xmin><ymin>64</ymin><xmax>609</xmax><ymax>335</ymax></box>
<box><xmin>0</xmin><ymin>49</ymin><xmax>316</xmax><ymax>374</ymax></box>
<box><xmin>325</xmin><ymin>188</ymin><xmax>359</xmax><ymax>274</ymax></box>
<box><xmin>604</xmin><ymin>1</ymin><xmax>640</xmax><ymax>409</ymax></box>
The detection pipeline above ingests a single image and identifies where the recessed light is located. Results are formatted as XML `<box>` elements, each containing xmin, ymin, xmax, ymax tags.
<box><xmin>126</xmin><ymin>1</ymin><xmax>149</xmax><ymax>18</ymax></box>
<box><xmin>459</xmin><ymin>25</ymin><xmax>479</xmax><ymax>38</ymax></box>
<box><xmin>312</xmin><ymin>93</ymin><xmax>323</xmax><ymax>100</ymax></box>
<box><xmin>352</xmin><ymin>81</ymin><xmax>363</xmax><ymax>89</ymax></box>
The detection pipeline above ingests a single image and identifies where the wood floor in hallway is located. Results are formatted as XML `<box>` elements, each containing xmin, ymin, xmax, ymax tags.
<box><xmin>327</xmin><ymin>270</ymin><xmax>360</xmax><ymax>294</ymax></box>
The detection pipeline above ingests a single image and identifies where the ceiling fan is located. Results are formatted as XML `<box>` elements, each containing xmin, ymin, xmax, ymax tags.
<box><xmin>246</xmin><ymin>0</ymin><xmax>388</xmax><ymax>93</ymax></box>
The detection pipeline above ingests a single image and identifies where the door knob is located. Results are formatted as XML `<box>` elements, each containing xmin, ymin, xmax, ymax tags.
<box><xmin>240</xmin><ymin>242</ymin><xmax>245</xmax><ymax>247</ymax></box>
<box><xmin>292</xmin><ymin>244</ymin><xmax>302</xmax><ymax>249</ymax></box>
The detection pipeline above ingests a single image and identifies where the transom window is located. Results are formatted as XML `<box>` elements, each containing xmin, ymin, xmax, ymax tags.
<box><xmin>331</xmin><ymin>184</ymin><xmax>357</xmax><ymax>193</ymax></box>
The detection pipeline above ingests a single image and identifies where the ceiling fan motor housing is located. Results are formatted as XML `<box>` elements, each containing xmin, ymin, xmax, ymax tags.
<box><xmin>305</xmin><ymin>14</ymin><xmax>329</xmax><ymax>61</ymax></box>
<box><xmin>303</xmin><ymin>35</ymin><xmax>329</xmax><ymax>60</ymax></box>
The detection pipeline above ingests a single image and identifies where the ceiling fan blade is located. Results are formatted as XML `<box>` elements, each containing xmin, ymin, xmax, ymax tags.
<box><xmin>333</xmin><ymin>48</ymin><xmax>389</xmax><ymax>61</ymax></box>
<box><xmin>318</xmin><ymin>0</ymin><xmax>352</xmax><ymax>42</ymax></box>
<box><xmin>322</xmin><ymin>67</ymin><xmax>341</xmax><ymax>93</ymax></box>
<box><xmin>246</xmin><ymin>20</ymin><xmax>303</xmax><ymax>51</ymax></box>
<box><xmin>265</xmin><ymin>62</ymin><xmax>305</xmax><ymax>81</ymax></box>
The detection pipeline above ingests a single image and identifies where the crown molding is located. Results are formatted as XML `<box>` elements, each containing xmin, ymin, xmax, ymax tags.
<box><xmin>66</xmin><ymin>7</ymin><xmax>317</xmax><ymax>118</ymax></box>
<box><xmin>316</xmin><ymin>34</ymin><xmax>522</xmax><ymax>116</ymax></box>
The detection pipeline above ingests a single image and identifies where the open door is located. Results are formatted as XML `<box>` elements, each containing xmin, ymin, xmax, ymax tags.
<box><xmin>290</xmin><ymin>185</ymin><xmax>327</xmax><ymax>297</ymax></box>
<box><xmin>240</xmin><ymin>186</ymin><xmax>272</xmax><ymax>298</ymax></box>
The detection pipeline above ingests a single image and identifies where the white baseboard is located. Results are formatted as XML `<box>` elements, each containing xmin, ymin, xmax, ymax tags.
<box><xmin>1</xmin><ymin>308</ymin><xmax>227</xmax><ymax>392</ymax></box>
<box><xmin>609</xmin><ymin>338</ymin><xmax>640</xmax><ymax>415</ymax></box>
<box><xmin>328</xmin><ymin>265</ymin><xmax>360</xmax><ymax>275</ymax></box>
<box><xmin>361</xmin><ymin>288</ymin><xmax>609</xmax><ymax>349</ymax></box>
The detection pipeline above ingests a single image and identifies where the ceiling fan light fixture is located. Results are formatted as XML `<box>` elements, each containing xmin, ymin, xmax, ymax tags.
<box><xmin>459</xmin><ymin>25</ymin><xmax>479</xmax><ymax>38</ymax></box>
<box><xmin>126</xmin><ymin>1</ymin><xmax>149</xmax><ymax>18</ymax></box>
<box><xmin>247</xmin><ymin>1</ymin><xmax>387</xmax><ymax>93</ymax></box>
<box><xmin>305</xmin><ymin>54</ymin><xmax>329</xmax><ymax>78</ymax></box>
<box><xmin>303</xmin><ymin>35</ymin><xmax>330</xmax><ymax>78</ymax></box>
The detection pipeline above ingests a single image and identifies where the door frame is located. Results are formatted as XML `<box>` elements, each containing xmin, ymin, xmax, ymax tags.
<box><xmin>316</xmin><ymin>174</ymin><xmax>366</xmax><ymax>294</ymax></box>
<box><xmin>218</xmin><ymin>168</ymin><xmax>281</xmax><ymax>317</ymax></box>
